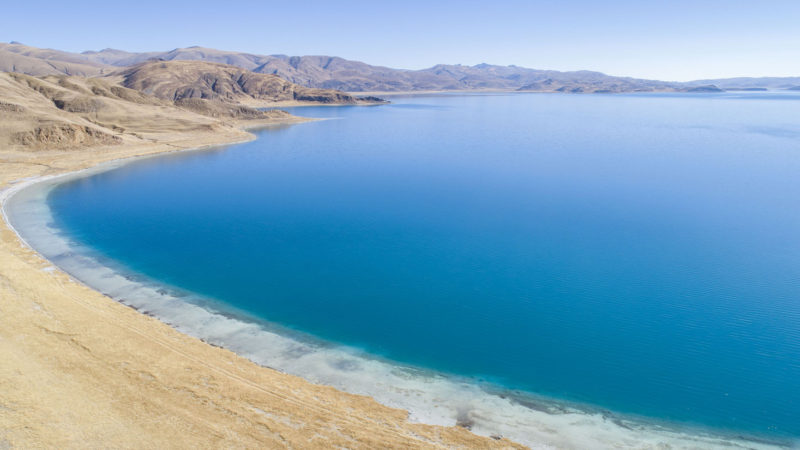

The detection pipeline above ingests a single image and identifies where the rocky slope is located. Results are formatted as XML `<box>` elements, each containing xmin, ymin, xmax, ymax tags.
<box><xmin>0</xmin><ymin>71</ymin><xmax>297</xmax><ymax>151</ymax></box>
<box><xmin>114</xmin><ymin>60</ymin><xmax>364</xmax><ymax>104</ymax></box>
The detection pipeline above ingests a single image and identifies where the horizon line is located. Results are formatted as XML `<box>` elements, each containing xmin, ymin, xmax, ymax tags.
<box><xmin>4</xmin><ymin>40</ymin><xmax>800</xmax><ymax>83</ymax></box>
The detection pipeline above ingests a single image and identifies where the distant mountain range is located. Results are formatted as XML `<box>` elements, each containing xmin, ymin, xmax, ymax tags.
<box><xmin>2</xmin><ymin>42</ymin><xmax>800</xmax><ymax>93</ymax></box>
<box><xmin>684</xmin><ymin>77</ymin><xmax>800</xmax><ymax>90</ymax></box>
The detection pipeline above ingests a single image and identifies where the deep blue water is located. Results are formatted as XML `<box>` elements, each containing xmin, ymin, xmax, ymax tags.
<box><xmin>49</xmin><ymin>92</ymin><xmax>800</xmax><ymax>441</ymax></box>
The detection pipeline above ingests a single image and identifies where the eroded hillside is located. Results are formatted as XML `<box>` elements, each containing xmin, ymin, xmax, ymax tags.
<box><xmin>0</xmin><ymin>72</ymin><xmax>298</xmax><ymax>152</ymax></box>
<box><xmin>114</xmin><ymin>60</ymin><xmax>370</xmax><ymax>105</ymax></box>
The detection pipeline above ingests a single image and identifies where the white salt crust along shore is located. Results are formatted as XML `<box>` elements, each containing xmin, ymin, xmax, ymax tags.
<box><xmin>1</xmin><ymin>149</ymin><xmax>791</xmax><ymax>450</ymax></box>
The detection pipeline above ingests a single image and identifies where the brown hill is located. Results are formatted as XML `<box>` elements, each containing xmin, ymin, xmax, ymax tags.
<box><xmin>0</xmin><ymin>71</ymin><xmax>298</xmax><ymax>152</ymax></box>
<box><xmin>0</xmin><ymin>42</ymin><xmax>111</xmax><ymax>77</ymax></box>
<box><xmin>80</xmin><ymin>47</ymin><xmax>164</xmax><ymax>66</ymax></box>
<box><xmin>84</xmin><ymin>46</ymin><xmax>267</xmax><ymax>69</ymax></box>
<box><xmin>114</xmin><ymin>60</ymin><xmax>366</xmax><ymax>105</ymax></box>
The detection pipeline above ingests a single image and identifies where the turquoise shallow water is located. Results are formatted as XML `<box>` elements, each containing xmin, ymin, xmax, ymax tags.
<box><xmin>45</xmin><ymin>92</ymin><xmax>800</xmax><ymax>442</ymax></box>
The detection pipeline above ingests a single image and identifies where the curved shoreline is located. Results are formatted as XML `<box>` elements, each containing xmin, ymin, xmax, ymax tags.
<box><xmin>0</xmin><ymin>124</ymin><xmax>533</xmax><ymax>449</ymax></box>
<box><xmin>1</xmin><ymin>130</ymin><xmax>791</xmax><ymax>449</ymax></box>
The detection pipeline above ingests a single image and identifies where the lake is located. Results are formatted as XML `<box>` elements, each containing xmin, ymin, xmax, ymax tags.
<box><xmin>13</xmin><ymin>92</ymin><xmax>800</xmax><ymax>447</ymax></box>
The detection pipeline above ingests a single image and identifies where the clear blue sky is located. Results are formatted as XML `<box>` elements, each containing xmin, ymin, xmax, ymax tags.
<box><xmin>3</xmin><ymin>0</ymin><xmax>799</xmax><ymax>81</ymax></box>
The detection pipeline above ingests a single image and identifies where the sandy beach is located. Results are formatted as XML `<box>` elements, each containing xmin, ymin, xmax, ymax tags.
<box><xmin>0</xmin><ymin>120</ymin><xmax>522</xmax><ymax>449</ymax></box>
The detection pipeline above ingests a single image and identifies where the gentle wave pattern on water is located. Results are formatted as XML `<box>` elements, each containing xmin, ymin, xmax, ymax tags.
<box><xmin>32</xmin><ymin>92</ymin><xmax>800</xmax><ymax>445</ymax></box>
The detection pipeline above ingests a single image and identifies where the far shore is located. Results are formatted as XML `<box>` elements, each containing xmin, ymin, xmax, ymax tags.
<box><xmin>0</xmin><ymin>116</ymin><xmax>522</xmax><ymax>449</ymax></box>
<box><xmin>241</xmin><ymin>99</ymin><xmax>390</xmax><ymax>108</ymax></box>
<box><xmin>346</xmin><ymin>88</ymin><xmax>520</xmax><ymax>96</ymax></box>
